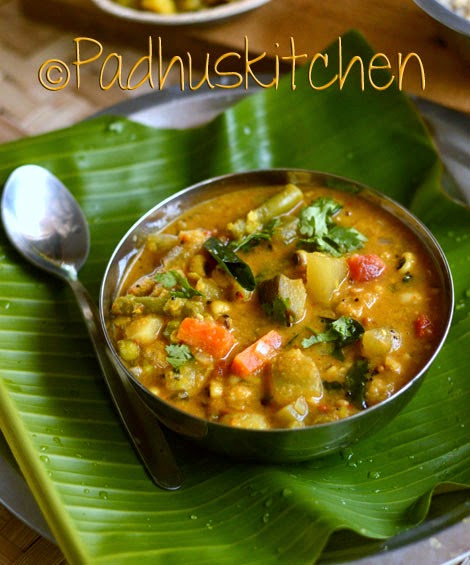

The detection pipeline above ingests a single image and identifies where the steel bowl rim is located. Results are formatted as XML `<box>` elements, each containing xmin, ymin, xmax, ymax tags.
<box><xmin>99</xmin><ymin>167</ymin><xmax>455</xmax><ymax>436</ymax></box>
<box><xmin>413</xmin><ymin>0</ymin><xmax>470</xmax><ymax>37</ymax></box>
<box><xmin>91</xmin><ymin>0</ymin><xmax>271</xmax><ymax>26</ymax></box>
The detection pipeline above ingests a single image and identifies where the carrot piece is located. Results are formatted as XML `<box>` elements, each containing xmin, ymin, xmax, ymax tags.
<box><xmin>177</xmin><ymin>317</ymin><xmax>235</xmax><ymax>358</ymax></box>
<box><xmin>347</xmin><ymin>254</ymin><xmax>385</xmax><ymax>282</ymax></box>
<box><xmin>231</xmin><ymin>330</ymin><xmax>283</xmax><ymax>377</ymax></box>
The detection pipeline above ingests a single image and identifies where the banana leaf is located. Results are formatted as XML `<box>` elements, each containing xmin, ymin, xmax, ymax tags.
<box><xmin>0</xmin><ymin>30</ymin><xmax>468</xmax><ymax>564</ymax></box>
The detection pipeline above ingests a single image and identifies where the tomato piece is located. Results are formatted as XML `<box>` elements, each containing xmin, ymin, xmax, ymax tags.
<box><xmin>414</xmin><ymin>313</ymin><xmax>433</xmax><ymax>338</ymax></box>
<box><xmin>347</xmin><ymin>254</ymin><xmax>386</xmax><ymax>282</ymax></box>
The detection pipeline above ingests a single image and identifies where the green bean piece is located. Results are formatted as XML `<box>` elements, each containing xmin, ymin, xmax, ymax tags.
<box><xmin>146</xmin><ymin>233</ymin><xmax>178</xmax><ymax>255</ymax></box>
<box><xmin>245</xmin><ymin>183</ymin><xmax>304</xmax><ymax>234</ymax></box>
<box><xmin>111</xmin><ymin>295</ymin><xmax>167</xmax><ymax>316</ymax></box>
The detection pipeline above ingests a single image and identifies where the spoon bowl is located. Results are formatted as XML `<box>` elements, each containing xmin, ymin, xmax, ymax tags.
<box><xmin>2</xmin><ymin>165</ymin><xmax>89</xmax><ymax>280</ymax></box>
<box><xmin>1</xmin><ymin>164</ymin><xmax>183</xmax><ymax>490</ymax></box>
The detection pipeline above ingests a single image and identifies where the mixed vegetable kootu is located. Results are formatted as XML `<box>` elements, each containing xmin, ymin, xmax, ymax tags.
<box><xmin>109</xmin><ymin>183</ymin><xmax>446</xmax><ymax>429</ymax></box>
<box><xmin>113</xmin><ymin>0</ymin><xmax>239</xmax><ymax>14</ymax></box>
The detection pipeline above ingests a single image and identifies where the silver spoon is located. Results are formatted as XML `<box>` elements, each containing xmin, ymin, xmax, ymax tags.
<box><xmin>1</xmin><ymin>164</ymin><xmax>183</xmax><ymax>490</ymax></box>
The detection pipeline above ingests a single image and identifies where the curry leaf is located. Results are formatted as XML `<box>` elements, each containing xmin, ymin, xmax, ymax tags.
<box><xmin>345</xmin><ymin>358</ymin><xmax>370</xmax><ymax>409</ymax></box>
<box><xmin>204</xmin><ymin>237</ymin><xmax>256</xmax><ymax>291</ymax></box>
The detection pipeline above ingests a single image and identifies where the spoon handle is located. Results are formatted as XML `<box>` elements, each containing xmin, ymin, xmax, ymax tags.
<box><xmin>67</xmin><ymin>278</ymin><xmax>183</xmax><ymax>490</ymax></box>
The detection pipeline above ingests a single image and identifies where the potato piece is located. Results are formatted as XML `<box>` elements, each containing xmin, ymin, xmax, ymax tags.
<box><xmin>258</xmin><ymin>274</ymin><xmax>307</xmax><ymax>326</ymax></box>
<box><xmin>270</xmin><ymin>349</ymin><xmax>323</xmax><ymax>404</ymax></box>
<box><xmin>141</xmin><ymin>0</ymin><xmax>177</xmax><ymax>13</ymax></box>
<box><xmin>362</xmin><ymin>328</ymin><xmax>401</xmax><ymax>360</ymax></box>
<box><xmin>209</xmin><ymin>300</ymin><xmax>230</xmax><ymax>317</ymax></box>
<box><xmin>220</xmin><ymin>412</ymin><xmax>270</xmax><ymax>430</ymax></box>
<box><xmin>226</xmin><ymin>383</ymin><xmax>258</xmax><ymax>411</ymax></box>
<box><xmin>275</xmin><ymin>396</ymin><xmax>309</xmax><ymax>427</ymax></box>
<box><xmin>305</xmin><ymin>252</ymin><xmax>348</xmax><ymax>304</ymax></box>
<box><xmin>365</xmin><ymin>377</ymin><xmax>396</xmax><ymax>406</ymax></box>
<box><xmin>209</xmin><ymin>380</ymin><xmax>224</xmax><ymax>398</ymax></box>
<box><xmin>165</xmin><ymin>362</ymin><xmax>210</xmax><ymax>396</ymax></box>
<box><xmin>125</xmin><ymin>315</ymin><xmax>163</xmax><ymax>345</ymax></box>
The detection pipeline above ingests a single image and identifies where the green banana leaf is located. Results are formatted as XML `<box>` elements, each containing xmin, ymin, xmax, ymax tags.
<box><xmin>0</xmin><ymin>30</ymin><xmax>468</xmax><ymax>564</ymax></box>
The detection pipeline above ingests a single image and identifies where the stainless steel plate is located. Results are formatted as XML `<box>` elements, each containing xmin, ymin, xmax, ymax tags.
<box><xmin>0</xmin><ymin>85</ymin><xmax>468</xmax><ymax>562</ymax></box>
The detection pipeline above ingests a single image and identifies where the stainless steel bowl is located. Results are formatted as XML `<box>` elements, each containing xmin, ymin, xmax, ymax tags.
<box><xmin>414</xmin><ymin>0</ymin><xmax>470</xmax><ymax>36</ymax></box>
<box><xmin>91</xmin><ymin>0</ymin><xmax>271</xmax><ymax>26</ymax></box>
<box><xmin>99</xmin><ymin>169</ymin><xmax>454</xmax><ymax>462</ymax></box>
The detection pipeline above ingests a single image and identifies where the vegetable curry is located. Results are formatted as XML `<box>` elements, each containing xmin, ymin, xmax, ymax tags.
<box><xmin>109</xmin><ymin>183</ymin><xmax>446</xmax><ymax>430</ymax></box>
<box><xmin>113</xmin><ymin>0</ymin><xmax>239</xmax><ymax>15</ymax></box>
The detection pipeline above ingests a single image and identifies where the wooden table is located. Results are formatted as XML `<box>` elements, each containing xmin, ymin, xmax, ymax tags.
<box><xmin>0</xmin><ymin>0</ymin><xmax>468</xmax><ymax>562</ymax></box>
<box><xmin>1</xmin><ymin>0</ymin><xmax>468</xmax><ymax>145</ymax></box>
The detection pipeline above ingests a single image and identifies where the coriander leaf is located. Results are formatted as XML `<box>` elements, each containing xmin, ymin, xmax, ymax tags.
<box><xmin>300</xmin><ymin>236</ymin><xmax>342</xmax><ymax>257</ymax></box>
<box><xmin>204</xmin><ymin>237</ymin><xmax>256</xmax><ymax>291</ymax></box>
<box><xmin>155</xmin><ymin>270</ymin><xmax>203</xmax><ymax>299</ymax></box>
<box><xmin>302</xmin><ymin>329</ymin><xmax>337</xmax><ymax>348</ymax></box>
<box><xmin>345</xmin><ymin>359</ymin><xmax>369</xmax><ymax>409</ymax></box>
<box><xmin>298</xmin><ymin>197</ymin><xmax>367</xmax><ymax>256</ymax></box>
<box><xmin>302</xmin><ymin>316</ymin><xmax>364</xmax><ymax>349</ymax></box>
<box><xmin>325</xmin><ymin>225</ymin><xmax>368</xmax><ymax>255</ymax></box>
<box><xmin>231</xmin><ymin>219</ymin><xmax>280</xmax><ymax>252</ymax></box>
<box><xmin>165</xmin><ymin>344</ymin><xmax>193</xmax><ymax>371</ymax></box>
<box><xmin>299</xmin><ymin>197</ymin><xmax>341</xmax><ymax>238</ymax></box>
<box><xmin>330</xmin><ymin>316</ymin><xmax>365</xmax><ymax>345</ymax></box>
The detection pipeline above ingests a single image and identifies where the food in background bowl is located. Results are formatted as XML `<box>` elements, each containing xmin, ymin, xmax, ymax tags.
<box><xmin>437</xmin><ymin>0</ymin><xmax>470</xmax><ymax>19</ymax></box>
<box><xmin>106</xmin><ymin>172</ymin><xmax>451</xmax><ymax>434</ymax></box>
<box><xmin>92</xmin><ymin>0</ymin><xmax>270</xmax><ymax>25</ymax></box>
<box><xmin>414</xmin><ymin>0</ymin><xmax>470</xmax><ymax>35</ymax></box>
<box><xmin>113</xmin><ymin>0</ymin><xmax>239</xmax><ymax>13</ymax></box>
